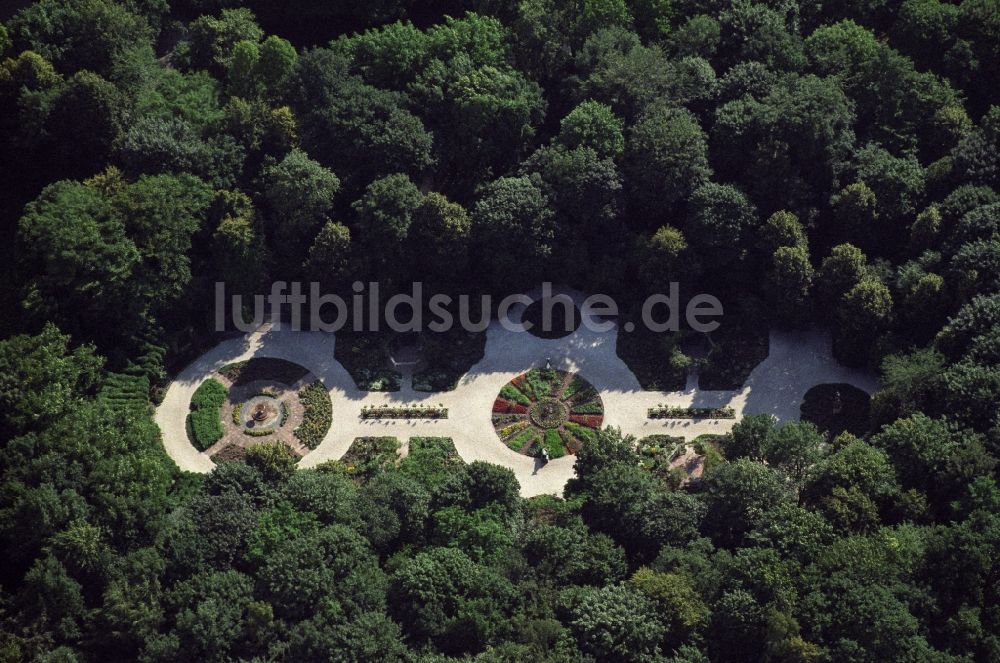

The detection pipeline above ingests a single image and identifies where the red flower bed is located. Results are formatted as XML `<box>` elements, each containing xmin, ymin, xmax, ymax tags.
<box><xmin>570</xmin><ymin>414</ymin><xmax>603</xmax><ymax>428</ymax></box>
<box><xmin>494</xmin><ymin>399</ymin><xmax>530</xmax><ymax>415</ymax></box>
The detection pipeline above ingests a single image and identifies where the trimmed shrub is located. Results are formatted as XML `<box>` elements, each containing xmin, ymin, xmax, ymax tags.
<box><xmin>187</xmin><ymin>378</ymin><xmax>227</xmax><ymax>450</ymax></box>
<box><xmin>188</xmin><ymin>409</ymin><xmax>223</xmax><ymax>450</ymax></box>
<box><xmin>98</xmin><ymin>372</ymin><xmax>150</xmax><ymax>411</ymax></box>
<box><xmin>191</xmin><ymin>378</ymin><xmax>227</xmax><ymax>409</ymax></box>
<box><xmin>360</xmin><ymin>404</ymin><xmax>448</xmax><ymax>419</ymax></box>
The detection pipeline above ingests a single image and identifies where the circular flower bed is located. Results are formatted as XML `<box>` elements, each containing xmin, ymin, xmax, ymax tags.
<box><xmin>201</xmin><ymin>358</ymin><xmax>332</xmax><ymax>462</ymax></box>
<box><xmin>530</xmin><ymin>397</ymin><xmax>569</xmax><ymax>428</ymax></box>
<box><xmin>492</xmin><ymin>368</ymin><xmax>604</xmax><ymax>458</ymax></box>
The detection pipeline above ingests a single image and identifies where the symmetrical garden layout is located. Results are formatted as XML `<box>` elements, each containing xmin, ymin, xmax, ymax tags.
<box><xmin>156</xmin><ymin>295</ymin><xmax>877</xmax><ymax>496</ymax></box>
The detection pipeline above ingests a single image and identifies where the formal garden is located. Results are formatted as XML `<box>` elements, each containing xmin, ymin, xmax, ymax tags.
<box><xmin>492</xmin><ymin>368</ymin><xmax>604</xmax><ymax>458</ymax></box>
<box><xmin>186</xmin><ymin>358</ymin><xmax>332</xmax><ymax>462</ymax></box>
<box><xmin>7</xmin><ymin>0</ymin><xmax>999</xmax><ymax>658</ymax></box>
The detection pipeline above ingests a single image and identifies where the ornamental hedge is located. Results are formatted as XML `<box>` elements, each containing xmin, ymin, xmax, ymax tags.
<box><xmin>187</xmin><ymin>378</ymin><xmax>227</xmax><ymax>451</ymax></box>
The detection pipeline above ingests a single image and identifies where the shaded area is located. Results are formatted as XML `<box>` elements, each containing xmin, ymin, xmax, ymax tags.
<box><xmin>800</xmin><ymin>383</ymin><xmax>872</xmax><ymax>437</ymax></box>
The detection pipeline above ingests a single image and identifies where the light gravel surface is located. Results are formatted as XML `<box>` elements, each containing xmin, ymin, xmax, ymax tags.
<box><xmin>156</xmin><ymin>293</ymin><xmax>877</xmax><ymax>497</ymax></box>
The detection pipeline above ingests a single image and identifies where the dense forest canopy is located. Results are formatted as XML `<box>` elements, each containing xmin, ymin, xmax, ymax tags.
<box><xmin>1</xmin><ymin>0</ymin><xmax>999</xmax><ymax>661</ymax></box>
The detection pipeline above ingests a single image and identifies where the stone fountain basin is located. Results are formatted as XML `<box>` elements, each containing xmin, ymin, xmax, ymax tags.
<box><xmin>242</xmin><ymin>395</ymin><xmax>283</xmax><ymax>430</ymax></box>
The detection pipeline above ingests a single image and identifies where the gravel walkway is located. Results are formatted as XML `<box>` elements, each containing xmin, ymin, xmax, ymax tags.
<box><xmin>155</xmin><ymin>292</ymin><xmax>877</xmax><ymax>497</ymax></box>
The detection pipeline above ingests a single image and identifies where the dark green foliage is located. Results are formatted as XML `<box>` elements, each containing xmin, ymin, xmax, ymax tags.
<box><xmin>699</xmin><ymin>316</ymin><xmax>770</xmax><ymax>390</ymax></box>
<box><xmin>625</xmin><ymin>105</ymin><xmax>711</xmax><ymax>216</ymax></box>
<box><xmin>98</xmin><ymin>372</ymin><xmax>150</xmax><ymax>411</ymax></box>
<box><xmin>341</xmin><ymin>436</ymin><xmax>401</xmax><ymax>482</ymax></box>
<box><xmin>412</xmin><ymin>329</ymin><xmax>485</xmax><ymax>392</ymax></box>
<box><xmin>701</xmin><ymin>459</ymin><xmax>794</xmax><ymax>547</ymax></box>
<box><xmin>8</xmin><ymin>0</ymin><xmax>154</xmax><ymax>77</ymax></box>
<box><xmin>800</xmin><ymin>383</ymin><xmax>872</xmax><ymax>436</ymax></box>
<box><xmin>471</xmin><ymin>175</ymin><xmax>556</xmax><ymax>289</ymax></box>
<box><xmin>521</xmin><ymin>298</ymin><xmax>581</xmax><ymax>339</ymax></box>
<box><xmin>557</xmin><ymin>100</ymin><xmax>625</xmax><ymax>158</ymax></box>
<box><xmin>0</xmin><ymin>323</ymin><xmax>103</xmax><ymax>436</ymax></box>
<box><xmin>4</xmin><ymin>3</ymin><xmax>1000</xmax><ymax>661</ymax></box>
<box><xmin>872</xmin><ymin>414</ymin><xmax>996</xmax><ymax>517</ymax></box>
<box><xmin>186</xmin><ymin>8</ymin><xmax>263</xmax><ymax>75</ymax></box>
<box><xmin>187</xmin><ymin>378</ymin><xmax>227</xmax><ymax>451</ymax></box>
<box><xmin>332</xmin><ymin>329</ymin><xmax>402</xmax><ymax>391</ymax></box>
<box><xmin>567</xmin><ymin>583</ymin><xmax>666</xmax><ymax>661</ymax></box>
<box><xmin>389</xmin><ymin>546</ymin><xmax>516</xmax><ymax>654</ymax></box>
<box><xmin>218</xmin><ymin>357</ymin><xmax>310</xmax><ymax>386</ymax></box>
<box><xmin>615</xmin><ymin>324</ymin><xmax>688</xmax><ymax>391</ymax></box>
<box><xmin>685</xmin><ymin>181</ymin><xmax>759</xmax><ymax>265</ymax></box>
<box><xmin>286</xmin><ymin>48</ymin><xmax>434</xmax><ymax>191</ymax></box>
